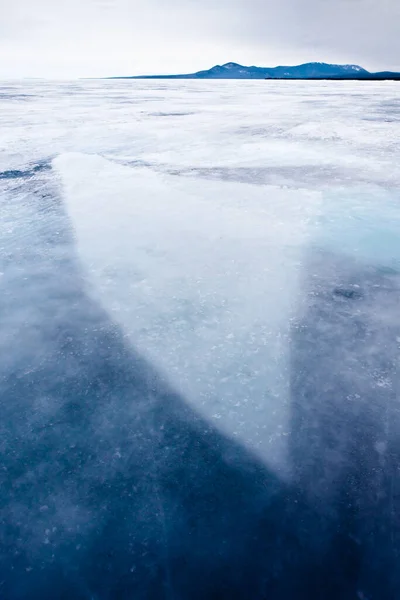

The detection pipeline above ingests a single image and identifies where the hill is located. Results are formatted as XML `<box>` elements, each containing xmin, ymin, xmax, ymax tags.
<box><xmin>110</xmin><ymin>62</ymin><xmax>400</xmax><ymax>80</ymax></box>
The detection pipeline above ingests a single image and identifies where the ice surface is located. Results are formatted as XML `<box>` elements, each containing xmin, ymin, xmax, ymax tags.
<box><xmin>53</xmin><ymin>151</ymin><xmax>320</xmax><ymax>471</ymax></box>
<box><xmin>2</xmin><ymin>79</ymin><xmax>400</xmax><ymax>598</ymax></box>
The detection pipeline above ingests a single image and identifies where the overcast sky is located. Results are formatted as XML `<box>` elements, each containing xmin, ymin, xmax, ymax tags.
<box><xmin>1</xmin><ymin>0</ymin><xmax>399</xmax><ymax>78</ymax></box>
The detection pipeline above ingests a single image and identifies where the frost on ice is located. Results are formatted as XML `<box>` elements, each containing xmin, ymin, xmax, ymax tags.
<box><xmin>1</xmin><ymin>80</ymin><xmax>400</xmax><ymax>598</ymax></box>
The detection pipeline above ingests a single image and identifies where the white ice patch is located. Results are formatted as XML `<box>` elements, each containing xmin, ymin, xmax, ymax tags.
<box><xmin>54</xmin><ymin>152</ymin><xmax>320</xmax><ymax>473</ymax></box>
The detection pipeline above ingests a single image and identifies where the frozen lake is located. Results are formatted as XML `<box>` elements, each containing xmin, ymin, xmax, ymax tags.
<box><xmin>1</xmin><ymin>80</ymin><xmax>400</xmax><ymax>598</ymax></box>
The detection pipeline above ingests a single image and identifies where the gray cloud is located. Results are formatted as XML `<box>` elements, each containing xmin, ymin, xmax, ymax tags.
<box><xmin>0</xmin><ymin>0</ymin><xmax>398</xmax><ymax>77</ymax></box>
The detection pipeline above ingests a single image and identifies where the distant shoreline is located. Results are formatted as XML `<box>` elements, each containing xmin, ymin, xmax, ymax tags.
<box><xmin>107</xmin><ymin>62</ymin><xmax>400</xmax><ymax>81</ymax></box>
<box><xmin>106</xmin><ymin>61</ymin><xmax>400</xmax><ymax>81</ymax></box>
<box><xmin>109</xmin><ymin>75</ymin><xmax>400</xmax><ymax>81</ymax></box>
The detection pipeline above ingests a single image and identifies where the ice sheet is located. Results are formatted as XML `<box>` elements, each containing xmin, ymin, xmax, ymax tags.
<box><xmin>2</xmin><ymin>79</ymin><xmax>400</xmax><ymax>470</ymax></box>
<box><xmin>54</xmin><ymin>152</ymin><xmax>320</xmax><ymax>470</ymax></box>
<box><xmin>2</xmin><ymin>79</ymin><xmax>400</xmax><ymax>598</ymax></box>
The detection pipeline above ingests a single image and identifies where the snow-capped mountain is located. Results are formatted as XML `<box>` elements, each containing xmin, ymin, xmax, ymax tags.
<box><xmin>201</xmin><ymin>62</ymin><xmax>370</xmax><ymax>79</ymax></box>
<box><xmin>115</xmin><ymin>62</ymin><xmax>400</xmax><ymax>80</ymax></box>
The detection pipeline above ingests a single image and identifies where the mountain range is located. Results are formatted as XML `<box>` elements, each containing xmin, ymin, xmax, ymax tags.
<box><xmin>112</xmin><ymin>62</ymin><xmax>400</xmax><ymax>80</ymax></box>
